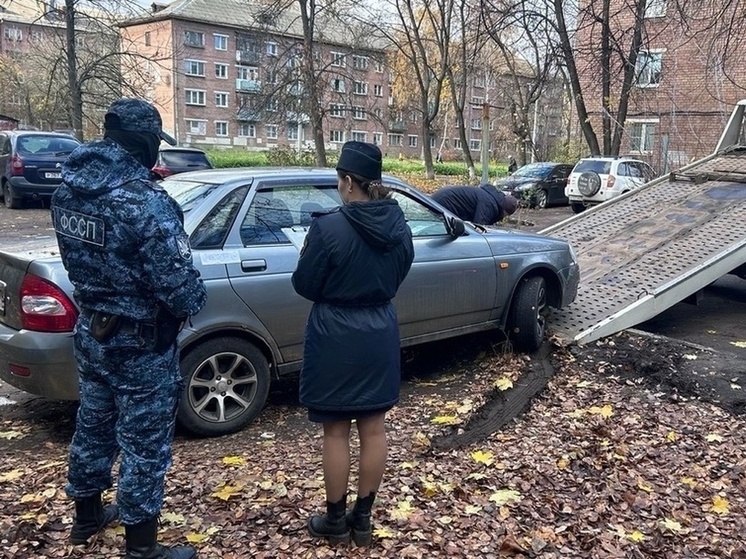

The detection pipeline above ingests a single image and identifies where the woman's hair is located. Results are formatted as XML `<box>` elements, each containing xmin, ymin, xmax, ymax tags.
<box><xmin>338</xmin><ymin>170</ymin><xmax>391</xmax><ymax>200</ymax></box>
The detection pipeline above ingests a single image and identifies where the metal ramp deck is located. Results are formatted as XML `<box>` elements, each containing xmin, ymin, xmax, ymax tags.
<box><xmin>542</xmin><ymin>101</ymin><xmax>746</xmax><ymax>345</ymax></box>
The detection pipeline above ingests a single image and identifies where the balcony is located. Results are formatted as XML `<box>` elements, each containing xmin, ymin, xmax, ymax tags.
<box><xmin>236</xmin><ymin>50</ymin><xmax>260</xmax><ymax>65</ymax></box>
<box><xmin>236</xmin><ymin>79</ymin><xmax>262</xmax><ymax>93</ymax></box>
<box><xmin>237</xmin><ymin>108</ymin><xmax>261</xmax><ymax>122</ymax></box>
<box><xmin>388</xmin><ymin>120</ymin><xmax>406</xmax><ymax>133</ymax></box>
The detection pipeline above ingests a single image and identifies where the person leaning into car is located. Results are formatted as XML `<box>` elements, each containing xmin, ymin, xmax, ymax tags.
<box><xmin>292</xmin><ymin>141</ymin><xmax>414</xmax><ymax>547</ymax></box>
<box><xmin>431</xmin><ymin>183</ymin><xmax>519</xmax><ymax>225</ymax></box>
<box><xmin>50</xmin><ymin>98</ymin><xmax>207</xmax><ymax>559</ymax></box>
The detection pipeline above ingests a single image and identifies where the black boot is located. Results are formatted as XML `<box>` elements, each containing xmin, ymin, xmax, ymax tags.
<box><xmin>346</xmin><ymin>492</ymin><xmax>375</xmax><ymax>547</ymax></box>
<box><xmin>307</xmin><ymin>495</ymin><xmax>350</xmax><ymax>545</ymax></box>
<box><xmin>125</xmin><ymin>516</ymin><xmax>197</xmax><ymax>559</ymax></box>
<box><xmin>70</xmin><ymin>494</ymin><xmax>119</xmax><ymax>545</ymax></box>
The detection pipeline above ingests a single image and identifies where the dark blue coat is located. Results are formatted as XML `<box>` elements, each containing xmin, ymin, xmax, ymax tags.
<box><xmin>292</xmin><ymin>199</ymin><xmax>414</xmax><ymax>412</ymax></box>
<box><xmin>431</xmin><ymin>184</ymin><xmax>509</xmax><ymax>225</ymax></box>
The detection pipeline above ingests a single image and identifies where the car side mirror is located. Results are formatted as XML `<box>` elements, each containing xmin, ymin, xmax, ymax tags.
<box><xmin>445</xmin><ymin>215</ymin><xmax>465</xmax><ymax>238</ymax></box>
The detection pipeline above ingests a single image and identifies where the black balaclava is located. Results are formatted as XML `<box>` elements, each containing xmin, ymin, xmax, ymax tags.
<box><xmin>104</xmin><ymin>128</ymin><xmax>160</xmax><ymax>170</ymax></box>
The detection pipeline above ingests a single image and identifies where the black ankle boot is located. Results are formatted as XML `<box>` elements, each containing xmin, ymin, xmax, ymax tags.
<box><xmin>125</xmin><ymin>516</ymin><xmax>197</xmax><ymax>559</ymax></box>
<box><xmin>308</xmin><ymin>495</ymin><xmax>350</xmax><ymax>545</ymax></box>
<box><xmin>70</xmin><ymin>493</ymin><xmax>119</xmax><ymax>545</ymax></box>
<box><xmin>346</xmin><ymin>492</ymin><xmax>375</xmax><ymax>546</ymax></box>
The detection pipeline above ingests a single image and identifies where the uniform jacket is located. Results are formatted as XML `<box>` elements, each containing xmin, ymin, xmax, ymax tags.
<box><xmin>292</xmin><ymin>199</ymin><xmax>414</xmax><ymax>412</ymax></box>
<box><xmin>51</xmin><ymin>139</ymin><xmax>207</xmax><ymax>321</ymax></box>
<box><xmin>431</xmin><ymin>184</ymin><xmax>509</xmax><ymax>225</ymax></box>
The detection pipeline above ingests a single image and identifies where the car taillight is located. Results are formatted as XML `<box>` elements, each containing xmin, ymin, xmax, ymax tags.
<box><xmin>10</xmin><ymin>154</ymin><xmax>24</xmax><ymax>176</ymax></box>
<box><xmin>20</xmin><ymin>274</ymin><xmax>78</xmax><ymax>332</ymax></box>
<box><xmin>607</xmin><ymin>175</ymin><xmax>616</xmax><ymax>189</ymax></box>
<box><xmin>151</xmin><ymin>165</ymin><xmax>173</xmax><ymax>178</ymax></box>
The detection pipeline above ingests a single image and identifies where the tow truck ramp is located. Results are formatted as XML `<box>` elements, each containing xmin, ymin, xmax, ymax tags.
<box><xmin>543</xmin><ymin>100</ymin><xmax>746</xmax><ymax>345</ymax></box>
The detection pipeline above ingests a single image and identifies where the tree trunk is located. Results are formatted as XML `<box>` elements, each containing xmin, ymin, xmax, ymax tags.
<box><xmin>65</xmin><ymin>0</ymin><xmax>83</xmax><ymax>140</ymax></box>
<box><xmin>298</xmin><ymin>0</ymin><xmax>327</xmax><ymax>167</ymax></box>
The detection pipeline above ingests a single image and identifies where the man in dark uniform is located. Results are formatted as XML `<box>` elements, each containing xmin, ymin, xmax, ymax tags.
<box><xmin>51</xmin><ymin>98</ymin><xmax>207</xmax><ymax>559</ymax></box>
<box><xmin>431</xmin><ymin>183</ymin><xmax>519</xmax><ymax>225</ymax></box>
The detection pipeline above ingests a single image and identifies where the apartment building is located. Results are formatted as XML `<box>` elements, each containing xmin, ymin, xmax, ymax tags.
<box><xmin>574</xmin><ymin>0</ymin><xmax>746</xmax><ymax>171</ymax></box>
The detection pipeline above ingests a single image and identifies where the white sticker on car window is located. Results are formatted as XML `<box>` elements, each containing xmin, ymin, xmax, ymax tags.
<box><xmin>200</xmin><ymin>250</ymin><xmax>240</xmax><ymax>265</ymax></box>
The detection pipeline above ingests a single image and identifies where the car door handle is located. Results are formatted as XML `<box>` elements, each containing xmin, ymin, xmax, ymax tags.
<box><xmin>241</xmin><ymin>259</ymin><xmax>267</xmax><ymax>272</ymax></box>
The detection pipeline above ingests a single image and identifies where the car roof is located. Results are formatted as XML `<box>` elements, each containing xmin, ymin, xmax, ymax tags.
<box><xmin>4</xmin><ymin>130</ymin><xmax>78</xmax><ymax>138</ymax></box>
<box><xmin>159</xmin><ymin>146</ymin><xmax>209</xmax><ymax>153</ymax></box>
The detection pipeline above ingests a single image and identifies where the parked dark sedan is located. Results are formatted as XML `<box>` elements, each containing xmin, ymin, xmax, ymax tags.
<box><xmin>0</xmin><ymin>131</ymin><xmax>81</xmax><ymax>209</ymax></box>
<box><xmin>152</xmin><ymin>146</ymin><xmax>213</xmax><ymax>179</ymax></box>
<box><xmin>497</xmin><ymin>162</ymin><xmax>574</xmax><ymax>208</ymax></box>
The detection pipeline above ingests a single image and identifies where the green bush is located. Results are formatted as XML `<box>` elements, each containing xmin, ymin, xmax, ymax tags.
<box><xmin>204</xmin><ymin>149</ymin><xmax>267</xmax><ymax>168</ymax></box>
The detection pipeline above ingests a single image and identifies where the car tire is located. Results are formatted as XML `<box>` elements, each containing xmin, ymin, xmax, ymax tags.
<box><xmin>177</xmin><ymin>338</ymin><xmax>271</xmax><ymax>437</ymax></box>
<box><xmin>577</xmin><ymin>172</ymin><xmax>601</xmax><ymax>196</ymax></box>
<box><xmin>3</xmin><ymin>182</ymin><xmax>22</xmax><ymax>209</ymax></box>
<box><xmin>571</xmin><ymin>202</ymin><xmax>586</xmax><ymax>214</ymax></box>
<box><xmin>508</xmin><ymin>276</ymin><xmax>548</xmax><ymax>353</ymax></box>
<box><xmin>535</xmin><ymin>189</ymin><xmax>548</xmax><ymax>209</ymax></box>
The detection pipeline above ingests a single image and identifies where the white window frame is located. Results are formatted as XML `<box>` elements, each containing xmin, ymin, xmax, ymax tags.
<box><xmin>214</xmin><ymin>92</ymin><xmax>229</xmax><ymax>107</ymax></box>
<box><xmin>471</xmin><ymin>118</ymin><xmax>482</xmax><ymax>130</ymax></box>
<box><xmin>353</xmin><ymin>81</ymin><xmax>368</xmax><ymax>95</ymax></box>
<box><xmin>267</xmin><ymin>98</ymin><xmax>278</xmax><ymax>112</ymax></box>
<box><xmin>352</xmin><ymin>131</ymin><xmax>367</xmax><ymax>142</ymax></box>
<box><xmin>239</xmin><ymin>123</ymin><xmax>256</xmax><ymax>137</ymax></box>
<box><xmin>266</xmin><ymin>42</ymin><xmax>278</xmax><ymax>56</ymax></box>
<box><xmin>352</xmin><ymin>56</ymin><xmax>369</xmax><ymax>70</ymax></box>
<box><xmin>215</xmin><ymin>121</ymin><xmax>229</xmax><ymax>136</ymax></box>
<box><xmin>388</xmin><ymin>134</ymin><xmax>403</xmax><ymax>147</ymax></box>
<box><xmin>469</xmin><ymin>138</ymin><xmax>481</xmax><ymax>150</ymax></box>
<box><xmin>473</xmin><ymin>75</ymin><xmax>486</xmax><ymax>88</ymax></box>
<box><xmin>454</xmin><ymin>138</ymin><xmax>462</xmax><ymax>149</ymax></box>
<box><xmin>331</xmin><ymin>78</ymin><xmax>346</xmax><ymax>93</ymax></box>
<box><xmin>265</xmin><ymin>124</ymin><xmax>278</xmax><ymax>140</ymax></box>
<box><xmin>329</xmin><ymin>104</ymin><xmax>345</xmax><ymax>118</ymax></box>
<box><xmin>184</xmin><ymin>30</ymin><xmax>204</xmax><ymax>48</ymax></box>
<box><xmin>185</xmin><ymin>119</ymin><xmax>207</xmax><ymax>135</ymax></box>
<box><xmin>628</xmin><ymin>119</ymin><xmax>658</xmax><ymax>153</ymax></box>
<box><xmin>645</xmin><ymin>0</ymin><xmax>667</xmax><ymax>18</ymax></box>
<box><xmin>213</xmin><ymin>34</ymin><xmax>228</xmax><ymax>51</ymax></box>
<box><xmin>636</xmin><ymin>50</ymin><xmax>664</xmax><ymax>88</ymax></box>
<box><xmin>184</xmin><ymin>59</ymin><xmax>206</xmax><ymax>77</ymax></box>
<box><xmin>408</xmin><ymin>135</ymin><xmax>418</xmax><ymax>148</ymax></box>
<box><xmin>331</xmin><ymin>51</ymin><xmax>346</xmax><ymax>67</ymax></box>
<box><xmin>215</xmin><ymin>63</ymin><xmax>228</xmax><ymax>79</ymax></box>
<box><xmin>373</xmin><ymin>84</ymin><xmax>383</xmax><ymax>97</ymax></box>
<box><xmin>238</xmin><ymin>66</ymin><xmax>260</xmax><ymax>81</ymax></box>
<box><xmin>471</xmin><ymin>96</ymin><xmax>484</xmax><ymax>105</ymax></box>
<box><xmin>373</xmin><ymin>132</ymin><xmax>383</xmax><ymax>145</ymax></box>
<box><xmin>330</xmin><ymin>130</ymin><xmax>345</xmax><ymax>143</ymax></box>
<box><xmin>375</xmin><ymin>60</ymin><xmax>384</xmax><ymax>73</ymax></box>
<box><xmin>352</xmin><ymin>106</ymin><xmax>367</xmax><ymax>120</ymax></box>
<box><xmin>185</xmin><ymin>89</ymin><xmax>206</xmax><ymax>106</ymax></box>
<box><xmin>288</xmin><ymin>127</ymin><xmax>299</xmax><ymax>141</ymax></box>
<box><xmin>4</xmin><ymin>27</ymin><xmax>23</xmax><ymax>41</ymax></box>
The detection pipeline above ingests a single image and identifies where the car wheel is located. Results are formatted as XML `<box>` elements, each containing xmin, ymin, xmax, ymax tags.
<box><xmin>3</xmin><ymin>182</ymin><xmax>22</xmax><ymax>209</ymax></box>
<box><xmin>535</xmin><ymin>189</ymin><xmax>548</xmax><ymax>209</ymax></box>
<box><xmin>508</xmin><ymin>276</ymin><xmax>548</xmax><ymax>353</ymax></box>
<box><xmin>571</xmin><ymin>202</ymin><xmax>586</xmax><ymax>214</ymax></box>
<box><xmin>577</xmin><ymin>172</ymin><xmax>601</xmax><ymax>196</ymax></box>
<box><xmin>177</xmin><ymin>338</ymin><xmax>271</xmax><ymax>437</ymax></box>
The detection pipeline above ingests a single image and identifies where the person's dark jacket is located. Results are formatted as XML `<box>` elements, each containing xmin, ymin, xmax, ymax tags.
<box><xmin>431</xmin><ymin>184</ymin><xmax>512</xmax><ymax>225</ymax></box>
<box><xmin>292</xmin><ymin>199</ymin><xmax>414</xmax><ymax>412</ymax></box>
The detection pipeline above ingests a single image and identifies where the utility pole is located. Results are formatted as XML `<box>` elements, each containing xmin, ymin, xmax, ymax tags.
<box><xmin>481</xmin><ymin>102</ymin><xmax>490</xmax><ymax>184</ymax></box>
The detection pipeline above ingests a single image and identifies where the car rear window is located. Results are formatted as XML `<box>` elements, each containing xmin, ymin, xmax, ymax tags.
<box><xmin>160</xmin><ymin>150</ymin><xmax>212</xmax><ymax>167</ymax></box>
<box><xmin>573</xmin><ymin>160</ymin><xmax>612</xmax><ymax>175</ymax></box>
<box><xmin>513</xmin><ymin>163</ymin><xmax>553</xmax><ymax>178</ymax></box>
<box><xmin>17</xmin><ymin>135</ymin><xmax>80</xmax><ymax>155</ymax></box>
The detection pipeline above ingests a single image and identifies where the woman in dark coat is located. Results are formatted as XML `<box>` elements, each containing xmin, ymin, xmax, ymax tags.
<box><xmin>292</xmin><ymin>141</ymin><xmax>414</xmax><ymax>547</ymax></box>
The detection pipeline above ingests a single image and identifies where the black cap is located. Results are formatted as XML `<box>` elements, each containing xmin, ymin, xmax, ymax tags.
<box><xmin>104</xmin><ymin>98</ymin><xmax>177</xmax><ymax>145</ymax></box>
<box><xmin>336</xmin><ymin>141</ymin><xmax>382</xmax><ymax>181</ymax></box>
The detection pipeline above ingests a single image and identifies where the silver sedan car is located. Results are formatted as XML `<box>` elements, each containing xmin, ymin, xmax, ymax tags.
<box><xmin>0</xmin><ymin>168</ymin><xmax>579</xmax><ymax>436</ymax></box>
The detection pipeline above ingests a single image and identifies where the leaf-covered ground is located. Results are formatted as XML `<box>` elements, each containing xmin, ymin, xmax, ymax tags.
<box><xmin>1</xmin><ymin>332</ymin><xmax>745</xmax><ymax>559</ymax></box>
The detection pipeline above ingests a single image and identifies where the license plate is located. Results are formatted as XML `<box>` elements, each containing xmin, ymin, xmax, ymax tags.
<box><xmin>0</xmin><ymin>281</ymin><xmax>5</xmax><ymax>316</ymax></box>
<box><xmin>45</xmin><ymin>172</ymin><xmax>62</xmax><ymax>179</ymax></box>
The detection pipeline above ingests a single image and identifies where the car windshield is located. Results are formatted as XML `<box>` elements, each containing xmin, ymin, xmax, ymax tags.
<box><xmin>512</xmin><ymin>163</ymin><xmax>553</xmax><ymax>178</ymax></box>
<box><xmin>574</xmin><ymin>160</ymin><xmax>612</xmax><ymax>174</ymax></box>
<box><xmin>17</xmin><ymin>135</ymin><xmax>80</xmax><ymax>155</ymax></box>
<box><xmin>162</xmin><ymin>179</ymin><xmax>223</xmax><ymax>213</ymax></box>
<box><xmin>160</xmin><ymin>150</ymin><xmax>211</xmax><ymax>167</ymax></box>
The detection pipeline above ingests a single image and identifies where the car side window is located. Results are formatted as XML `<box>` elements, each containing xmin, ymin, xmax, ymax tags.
<box><xmin>240</xmin><ymin>183</ymin><xmax>340</xmax><ymax>246</ymax></box>
<box><xmin>553</xmin><ymin>167</ymin><xmax>571</xmax><ymax>180</ymax></box>
<box><xmin>616</xmin><ymin>162</ymin><xmax>630</xmax><ymax>177</ymax></box>
<box><xmin>0</xmin><ymin>138</ymin><xmax>9</xmax><ymax>155</ymax></box>
<box><xmin>389</xmin><ymin>190</ymin><xmax>448</xmax><ymax>238</ymax></box>
<box><xmin>191</xmin><ymin>186</ymin><xmax>249</xmax><ymax>249</ymax></box>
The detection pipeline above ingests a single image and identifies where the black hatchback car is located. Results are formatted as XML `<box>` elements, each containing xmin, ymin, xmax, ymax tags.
<box><xmin>496</xmin><ymin>162</ymin><xmax>574</xmax><ymax>208</ymax></box>
<box><xmin>152</xmin><ymin>146</ymin><xmax>213</xmax><ymax>179</ymax></box>
<box><xmin>0</xmin><ymin>131</ymin><xmax>81</xmax><ymax>209</ymax></box>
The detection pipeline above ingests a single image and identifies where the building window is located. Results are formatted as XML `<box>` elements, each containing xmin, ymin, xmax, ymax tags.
<box><xmin>331</xmin><ymin>52</ymin><xmax>346</xmax><ymax>67</ymax></box>
<box><xmin>184</xmin><ymin>60</ymin><xmax>206</xmax><ymax>77</ymax></box>
<box><xmin>470</xmin><ymin>139</ymin><xmax>481</xmax><ymax>150</ymax></box>
<box><xmin>267</xmin><ymin>98</ymin><xmax>278</xmax><ymax>112</ymax></box>
<box><xmin>373</xmin><ymin>84</ymin><xmax>383</xmax><ymax>97</ymax></box>
<box><xmin>266</xmin><ymin>42</ymin><xmax>277</xmax><ymax>56</ymax></box>
<box><xmin>31</xmin><ymin>30</ymin><xmax>43</xmax><ymax>42</ymax></box>
<box><xmin>185</xmin><ymin>89</ymin><xmax>206</xmax><ymax>106</ymax></box>
<box><xmin>215</xmin><ymin>92</ymin><xmax>229</xmax><ymax>107</ymax></box>
<box><xmin>636</xmin><ymin>51</ymin><xmax>663</xmax><ymax>87</ymax></box>
<box><xmin>430</xmin><ymin>136</ymin><xmax>436</xmax><ymax>148</ymax></box>
<box><xmin>645</xmin><ymin>0</ymin><xmax>667</xmax><ymax>17</ymax></box>
<box><xmin>266</xmin><ymin>125</ymin><xmax>278</xmax><ymax>140</ymax></box>
<box><xmin>266</xmin><ymin>70</ymin><xmax>278</xmax><ymax>85</ymax></box>
<box><xmin>374</xmin><ymin>108</ymin><xmax>383</xmax><ymax>120</ymax></box>
<box><xmin>215</xmin><ymin>63</ymin><xmax>228</xmax><ymax>79</ymax></box>
<box><xmin>408</xmin><ymin>135</ymin><xmax>418</xmax><ymax>148</ymax></box>
<box><xmin>375</xmin><ymin>60</ymin><xmax>384</xmax><ymax>73</ymax></box>
<box><xmin>330</xmin><ymin>130</ymin><xmax>345</xmax><ymax>143</ymax></box>
<box><xmin>473</xmin><ymin>75</ymin><xmax>485</xmax><ymax>88</ymax></box>
<box><xmin>352</xmin><ymin>56</ymin><xmax>369</xmax><ymax>70</ymax></box>
<box><xmin>388</xmin><ymin>134</ymin><xmax>403</xmax><ymax>147</ymax></box>
<box><xmin>184</xmin><ymin>30</ymin><xmax>204</xmax><ymax>48</ymax></box>
<box><xmin>238</xmin><ymin>66</ymin><xmax>260</xmax><ymax>81</ymax></box>
<box><xmin>454</xmin><ymin>138</ymin><xmax>462</xmax><ymax>149</ymax></box>
<box><xmin>214</xmin><ymin>34</ymin><xmax>228</xmax><ymax>51</ymax></box>
<box><xmin>186</xmin><ymin>120</ymin><xmax>207</xmax><ymax>135</ymax></box>
<box><xmin>352</xmin><ymin>106</ymin><xmax>367</xmax><ymax>120</ymax></box>
<box><xmin>4</xmin><ymin>27</ymin><xmax>22</xmax><ymax>41</ymax></box>
<box><xmin>239</xmin><ymin>124</ymin><xmax>256</xmax><ymax>137</ymax></box>
<box><xmin>288</xmin><ymin>127</ymin><xmax>299</xmax><ymax>141</ymax></box>
<box><xmin>471</xmin><ymin>119</ymin><xmax>482</xmax><ymax>130</ymax></box>
<box><xmin>352</xmin><ymin>131</ymin><xmax>367</xmax><ymax>142</ymax></box>
<box><xmin>144</xmin><ymin>32</ymin><xmax>151</xmax><ymax>46</ymax></box>
<box><xmin>629</xmin><ymin>121</ymin><xmax>656</xmax><ymax>152</ymax></box>
<box><xmin>331</xmin><ymin>78</ymin><xmax>345</xmax><ymax>93</ymax></box>
<box><xmin>373</xmin><ymin>132</ymin><xmax>383</xmax><ymax>145</ymax></box>
<box><xmin>215</xmin><ymin>121</ymin><xmax>228</xmax><ymax>136</ymax></box>
<box><xmin>329</xmin><ymin>104</ymin><xmax>345</xmax><ymax>118</ymax></box>
<box><xmin>353</xmin><ymin>81</ymin><xmax>368</xmax><ymax>95</ymax></box>
<box><xmin>409</xmin><ymin>112</ymin><xmax>418</xmax><ymax>124</ymax></box>
<box><xmin>471</xmin><ymin>96</ymin><xmax>484</xmax><ymax>105</ymax></box>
